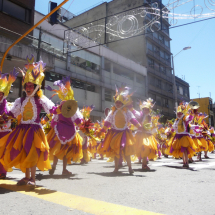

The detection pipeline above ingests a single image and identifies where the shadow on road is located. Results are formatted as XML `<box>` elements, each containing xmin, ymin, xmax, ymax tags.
<box><xmin>36</xmin><ymin>173</ymin><xmax>83</xmax><ymax>181</ymax></box>
<box><xmin>87</xmin><ymin>171</ymin><xmax>135</xmax><ymax>177</ymax></box>
<box><xmin>132</xmin><ymin>168</ymin><xmax>156</xmax><ymax>172</ymax></box>
<box><xmin>0</xmin><ymin>183</ymin><xmax>57</xmax><ymax>195</ymax></box>
<box><xmin>163</xmin><ymin>165</ymin><xmax>197</xmax><ymax>171</ymax></box>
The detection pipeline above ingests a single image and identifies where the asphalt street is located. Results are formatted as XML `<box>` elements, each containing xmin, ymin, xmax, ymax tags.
<box><xmin>1</xmin><ymin>153</ymin><xmax>215</xmax><ymax>215</ymax></box>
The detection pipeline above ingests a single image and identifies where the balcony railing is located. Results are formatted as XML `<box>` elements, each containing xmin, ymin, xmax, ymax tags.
<box><xmin>148</xmin><ymin>67</ymin><xmax>173</xmax><ymax>83</ymax></box>
<box><xmin>149</xmin><ymin>85</ymin><xmax>174</xmax><ymax>99</ymax></box>
<box><xmin>146</xmin><ymin>34</ymin><xmax>170</xmax><ymax>52</ymax></box>
<box><xmin>146</xmin><ymin>49</ymin><xmax>171</xmax><ymax>67</ymax></box>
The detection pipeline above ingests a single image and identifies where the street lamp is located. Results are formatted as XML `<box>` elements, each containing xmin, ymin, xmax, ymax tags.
<box><xmin>172</xmin><ymin>46</ymin><xmax>191</xmax><ymax>115</ymax></box>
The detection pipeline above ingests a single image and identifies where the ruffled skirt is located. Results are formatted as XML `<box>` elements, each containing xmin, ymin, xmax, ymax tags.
<box><xmin>98</xmin><ymin>129</ymin><xmax>135</xmax><ymax>159</ymax></box>
<box><xmin>135</xmin><ymin>132</ymin><xmax>158</xmax><ymax>160</ymax></box>
<box><xmin>47</xmin><ymin>127</ymin><xmax>83</xmax><ymax>164</ymax></box>
<box><xmin>198</xmin><ymin>137</ymin><xmax>208</xmax><ymax>152</ymax></box>
<box><xmin>166</xmin><ymin>134</ymin><xmax>196</xmax><ymax>158</ymax></box>
<box><xmin>0</xmin><ymin>124</ymin><xmax>51</xmax><ymax>173</ymax></box>
<box><xmin>88</xmin><ymin>138</ymin><xmax>97</xmax><ymax>155</ymax></box>
<box><xmin>0</xmin><ymin>131</ymin><xmax>12</xmax><ymax>174</ymax></box>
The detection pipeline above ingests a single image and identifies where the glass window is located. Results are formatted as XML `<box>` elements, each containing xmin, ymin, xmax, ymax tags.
<box><xmin>179</xmin><ymin>86</ymin><xmax>183</xmax><ymax>95</ymax></box>
<box><xmin>154</xmin><ymin>61</ymin><xmax>159</xmax><ymax>71</ymax></box>
<box><xmin>153</xmin><ymin>32</ymin><xmax>158</xmax><ymax>39</ymax></box>
<box><xmin>156</xmin><ymin>96</ymin><xmax>162</xmax><ymax>106</ymax></box>
<box><xmin>105</xmin><ymin>89</ymin><xmax>112</xmax><ymax>102</ymax></box>
<box><xmin>0</xmin><ymin>0</ymin><xmax>2</xmax><ymax>11</ymax></box>
<box><xmin>45</xmin><ymin>72</ymin><xmax>62</xmax><ymax>82</ymax></box>
<box><xmin>160</xmin><ymin>65</ymin><xmax>166</xmax><ymax>74</ymax></box>
<box><xmin>148</xmin><ymin>58</ymin><xmax>154</xmax><ymax>68</ymax></box>
<box><xmin>147</xmin><ymin>41</ymin><xmax>153</xmax><ymax>51</ymax></box>
<box><xmin>156</xmin><ymin>79</ymin><xmax>162</xmax><ymax>89</ymax></box>
<box><xmin>154</xmin><ymin>46</ymin><xmax>160</xmax><ymax>55</ymax></box>
<box><xmin>162</xmin><ymin>24</ymin><xmax>169</xmax><ymax>34</ymax></box>
<box><xmin>165</xmin><ymin>53</ymin><xmax>170</xmax><ymax>62</ymax></box>
<box><xmin>3</xmin><ymin>0</ymin><xmax>25</xmax><ymax>21</ymax></box>
<box><xmin>158</xmin><ymin>34</ymin><xmax>164</xmax><ymax>44</ymax></box>
<box><xmin>160</xmin><ymin>50</ymin><xmax>165</xmax><ymax>59</ymax></box>
<box><xmin>164</xmin><ymin>38</ymin><xmax>169</xmax><ymax>47</ymax></box>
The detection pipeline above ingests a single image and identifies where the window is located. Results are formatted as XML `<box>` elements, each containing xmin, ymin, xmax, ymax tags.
<box><xmin>147</xmin><ymin>41</ymin><xmax>153</xmax><ymax>51</ymax></box>
<box><xmin>45</xmin><ymin>72</ymin><xmax>62</xmax><ymax>82</ymax></box>
<box><xmin>153</xmin><ymin>32</ymin><xmax>158</xmax><ymax>39</ymax></box>
<box><xmin>160</xmin><ymin>50</ymin><xmax>165</xmax><ymax>59</ymax></box>
<box><xmin>165</xmin><ymin>53</ymin><xmax>171</xmax><ymax>62</ymax></box>
<box><xmin>0</xmin><ymin>0</ymin><xmax>2</xmax><ymax>11</ymax></box>
<box><xmin>154</xmin><ymin>46</ymin><xmax>160</xmax><ymax>55</ymax></box>
<box><xmin>71</xmin><ymin>79</ymin><xmax>85</xmax><ymax>89</ymax></box>
<box><xmin>179</xmin><ymin>86</ymin><xmax>183</xmax><ymax>95</ymax></box>
<box><xmin>105</xmin><ymin>89</ymin><xmax>112</xmax><ymax>102</ymax></box>
<box><xmin>2</xmin><ymin>0</ymin><xmax>31</xmax><ymax>23</ymax></box>
<box><xmin>156</xmin><ymin>96</ymin><xmax>162</xmax><ymax>106</ymax></box>
<box><xmin>160</xmin><ymin>65</ymin><xmax>166</xmax><ymax>74</ymax></box>
<box><xmin>154</xmin><ymin>61</ymin><xmax>159</xmax><ymax>71</ymax></box>
<box><xmin>148</xmin><ymin>58</ymin><xmax>154</xmax><ymax>68</ymax></box>
<box><xmin>163</xmin><ymin>98</ymin><xmax>169</xmax><ymax>108</ymax></box>
<box><xmin>164</xmin><ymin>38</ymin><xmax>169</xmax><ymax>47</ymax></box>
<box><xmin>158</xmin><ymin>34</ymin><xmax>164</xmax><ymax>44</ymax></box>
<box><xmin>162</xmin><ymin>24</ymin><xmax>169</xmax><ymax>34</ymax></box>
<box><xmin>156</xmin><ymin>78</ymin><xmax>162</xmax><ymax>89</ymax></box>
<box><xmin>86</xmin><ymin>84</ymin><xmax>95</xmax><ymax>92</ymax></box>
<box><xmin>166</xmin><ymin>83</ymin><xmax>173</xmax><ymax>93</ymax></box>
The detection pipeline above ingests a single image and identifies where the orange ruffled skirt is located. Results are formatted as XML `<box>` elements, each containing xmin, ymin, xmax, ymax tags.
<box><xmin>135</xmin><ymin>132</ymin><xmax>158</xmax><ymax>160</ymax></box>
<box><xmin>0</xmin><ymin>124</ymin><xmax>51</xmax><ymax>173</ymax></box>
<box><xmin>166</xmin><ymin>134</ymin><xmax>197</xmax><ymax>158</ymax></box>
<box><xmin>47</xmin><ymin>127</ymin><xmax>83</xmax><ymax>164</ymax></box>
<box><xmin>98</xmin><ymin>129</ymin><xmax>135</xmax><ymax>159</ymax></box>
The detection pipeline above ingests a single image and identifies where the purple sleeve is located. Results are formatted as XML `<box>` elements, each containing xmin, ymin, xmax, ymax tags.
<box><xmin>130</xmin><ymin>118</ymin><xmax>140</xmax><ymax>127</ymax></box>
<box><xmin>49</xmin><ymin>106</ymin><xmax>58</xmax><ymax>114</ymax></box>
<box><xmin>75</xmin><ymin>118</ymin><xmax>82</xmax><ymax>125</ymax></box>
<box><xmin>100</xmin><ymin>121</ymin><xmax>111</xmax><ymax>132</ymax></box>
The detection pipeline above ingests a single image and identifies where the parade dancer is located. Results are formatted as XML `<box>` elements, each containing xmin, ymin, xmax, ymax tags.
<box><xmin>0</xmin><ymin>70</ymin><xmax>18</xmax><ymax>179</ymax></box>
<box><xmin>0</xmin><ymin>56</ymin><xmax>56</xmax><ymax>186</ymax></box>
<box><xmin>132</xmin><ymin>99</ymin><xmax>158</xmax><ymax>170</ymax></box>
<box><xmin>98</xmin><ymin>86</ymin><xmax>141</xmax><ymax>174</ymax></box>
<box><xmin>166</xmin><ymin>102</ymin><xmax>197</xmax><ymax>168</ymax></box>
<box><xmin>46</xmin><ymin>76</ymin><xmax>83</xmax><ymax>175</ymax></box>
<box><xmin>163</xmin><ymin>120</ymin><xmax>175</xmax><ymax>158</ymax></box>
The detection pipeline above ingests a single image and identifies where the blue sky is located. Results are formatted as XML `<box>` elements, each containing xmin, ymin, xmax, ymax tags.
<box><xmin>35</xmin><ymin>0</ymin><xmax>215</xmax><ymax>102</ymax></box>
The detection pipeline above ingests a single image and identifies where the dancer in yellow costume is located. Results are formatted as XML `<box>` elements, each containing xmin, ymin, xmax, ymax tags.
<box><xmin>166</xmin><ymin>102</ymin><xmax>197</xmax><ymax>168</ymax></box>
<box><xmin>132</xmin><ymin>99</ymin><xmax>158</xmax><ymax>170</ymax></box>
<box><xmin>0</xmin><ymin>69</ymin><xmax>18</xmax><ymax>179</ymax></box>
<box><xmin>98</xmin><ymin>86</ymin><xmax>141</xmax><ymax>174</ymax></box>
<box><xmin>0</xmin><ymin>55</ymin><xmax>56</xmax><ymax>186</ymax></box>
<box><xmin>46</xmin><ymin>76</ymin><xmax>83</xmax><ymax>175</ymax></box>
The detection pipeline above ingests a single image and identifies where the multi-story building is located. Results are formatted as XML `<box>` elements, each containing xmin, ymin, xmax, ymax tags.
<box><xmin>0</xmin><ymin>0</ymin><xmax>35</xmax><ymax>42</ymax></box>
<box><xmin>0</xmin><ymin>0</ymin><xmax>35</xmax><ymax>101</ymax></box>
<box><xmin>175</xmin><ymin>76</ymin><xmax>190</xmax><ymax>103</ymax></box>
<box><xmin>192</xmin><ymin>97</ymin><xmax>214</xmax><ymax>126</ymax></box>
<box><xmin>33</xmin><ymin>11</ymin><xmax>147</xmax><ymax>121</ymax></box>
<box><xmin>64</xmin><ymin>0</ymin><xmax>177</xmax><ymax>121</ymax></box>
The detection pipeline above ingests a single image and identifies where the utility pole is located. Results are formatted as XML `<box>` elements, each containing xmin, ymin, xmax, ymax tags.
<box><xmin>37</xmin><ymin>27</ymin><xmax>42</xmax><ymax>62</ymax></box>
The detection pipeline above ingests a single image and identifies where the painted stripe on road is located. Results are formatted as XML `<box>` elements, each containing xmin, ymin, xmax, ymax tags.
<box><xmin>0</xmin><ymin>180</ymin><xmax>162</xmax><ymax>215</ymax></box>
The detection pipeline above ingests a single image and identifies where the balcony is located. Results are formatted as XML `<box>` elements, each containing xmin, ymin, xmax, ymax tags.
<box><xmin>145</xmin><ymin>16</ymin><xmax>170</xmax><ymax>38</ymax></box>
<box><xmin>146</xmin><ymin>49</ymin><xmax>171</xmax><ymax>67</ymax></box>
<box><xmin>148</xmin><ymin>67</ymin><xmax>173</xmax><ymax>83</ymax></box>
<box><xmin>149</xmin><ymin>85</ymin><xmax>174</xmax><ymax>99</ymax></box>
<box><xmin>146</xmin><ymin>34</ymin><xmax>171</xmax><ymax>52</ymax></box>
